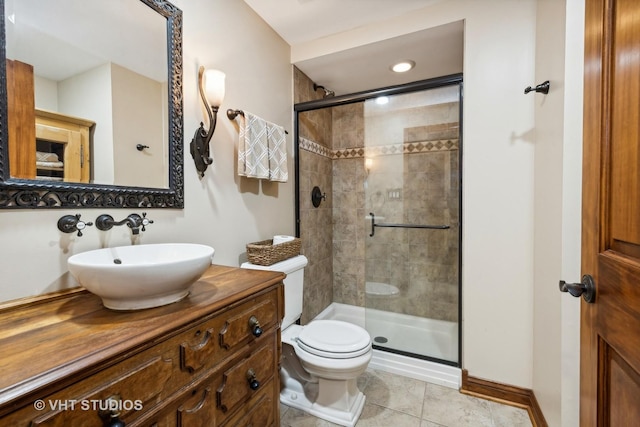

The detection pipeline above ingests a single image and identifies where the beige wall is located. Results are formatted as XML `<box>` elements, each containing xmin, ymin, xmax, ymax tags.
<box><xmin>0</xmin><ymin>0</ymin><xmax>294</xmax><ymax>303</ymax></box>
<box><xmin>54</xmin><ymin>63</ymin><xmax>167</xmax><ymax>188</ymax></box>
<box><xmin>559</xmin><ymin>2</ymin><xmax>583</xmax><ymax>423</ymax></box>
<box><xmin>58</xmin><ymin>63</ymin><xmax>115</xmax><ymax>185</ymax></box>
<box><xmin>34</xmin><ymin>76</ymin><xmax>58</xmax><ymax>111</ymax></box>
<box><xmin>533</xmin><ymin>1</ymin><xmax>583</xmax><ymax>426</ymax></box>
<box><xmin>111</xmin><ymin>63</ymin><xmax>166</xmax><ymax>188</ymax></box>
<box><xmin>533</xmin><ymin>0</ymin><xmax>565</xmax><ymax>423</ymax></box>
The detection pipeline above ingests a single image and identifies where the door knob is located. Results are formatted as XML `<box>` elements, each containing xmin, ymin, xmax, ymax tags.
<box><xmin>559</xmin><ymin>274</ymin><xmax>595</xmax><ymax>303</ymax></box>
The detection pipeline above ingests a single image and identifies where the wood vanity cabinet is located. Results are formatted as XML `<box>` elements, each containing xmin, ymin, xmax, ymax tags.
<box><xmin>0</xmin><ymin>265</ymin><xmax>285</xmax><ymax>426</ymax></box>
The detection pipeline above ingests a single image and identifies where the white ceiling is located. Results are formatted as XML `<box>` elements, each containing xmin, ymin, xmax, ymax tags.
<box><xmin>6</xmin><ymin>0</ymin><xmax>167</xmax><ymax>82</ymax></box>
<box><xmin>243</xmin><ymin>0</ymin><xmax>463</xmax><ymax>96</ymax></box>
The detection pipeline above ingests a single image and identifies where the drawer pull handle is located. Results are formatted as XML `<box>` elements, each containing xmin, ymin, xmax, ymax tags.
<box><xmin>105</xmin><ymin>414</ymin><xmax>126</xmax><ymax>427</ymax></box>
<box><xmin>246</xmin><ymin>368</ymin><xmax>260</xmax><ymax>390</ymax></box>
<box><xmin>98</xmin><ymin>395</ymin><xmax>126</xmax><ymax>427</ymax></box>
<box><xmin>248</xmin><ymin>316</ymin><xmax>263</xmax><ymax>337</ymax></box>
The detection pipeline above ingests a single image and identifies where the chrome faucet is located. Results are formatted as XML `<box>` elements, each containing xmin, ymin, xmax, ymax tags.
<box><xmin>95</xmin><ymin>213</ymin><xmax>153</xmax><ymax>235</ymax></box>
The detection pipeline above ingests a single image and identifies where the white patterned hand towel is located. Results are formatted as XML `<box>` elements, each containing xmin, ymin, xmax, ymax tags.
<box><xmin>237</xmin><ymin>111</ymin><xmax>288</xmax><ymax>182</ymax></box>
<box><xmin>267</xmin><ymin>122</ymin><xmax>288</xmax><ymax>182</ymax></box>
<box><xmin>238</xmin><ymin>112</ymin><xmax>270</xmax><ymax>179</ymax></box>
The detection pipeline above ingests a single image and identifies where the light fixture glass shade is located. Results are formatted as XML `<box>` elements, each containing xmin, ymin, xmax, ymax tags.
<box><xmin>204</xmin><ymin>69</ymin><xmax>226</xmax><ymax>107</ymax></box>
<box><xmin>365</xmin><ymin>157</ymin><xmax>373</xmax><ymax>169</ymax></box>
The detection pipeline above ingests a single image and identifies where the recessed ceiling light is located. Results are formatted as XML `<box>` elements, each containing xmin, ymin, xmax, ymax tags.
<box><xmin>391</xmin><ymin>60</ymin><xmax>416</xmax><ymax>73</ymax></box>
<box><xmin>375</xmin><ymin>96</ymin><xmax>389</xmax><ymax>105</ymax></box>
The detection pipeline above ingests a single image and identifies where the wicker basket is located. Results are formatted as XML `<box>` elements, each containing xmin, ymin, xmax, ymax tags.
<box><xmin>246</xmin><ymin>238</ymin><xmax>301</xmax><ymax>266</ymax></box>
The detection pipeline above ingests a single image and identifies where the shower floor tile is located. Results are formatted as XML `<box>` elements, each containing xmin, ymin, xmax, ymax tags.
<box><xmin>280</xmin><ymin>368</ymin><xmax>533</xmax><ymax>427</ymax></box>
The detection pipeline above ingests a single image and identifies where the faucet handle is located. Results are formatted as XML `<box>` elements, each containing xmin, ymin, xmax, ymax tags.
<box><xmin>75</xmin><ymin>217</ymin><xmax>94</xmax><ymax>237</ymax></box>
<box><xmin>141</xmin><ymin>212</ymin><xmax>154</xmax><ymax>232</ymax></box>
<box><xmin>57</xmin><ymin>214</ymin><xmax>93</xmax><ymax>237</ymax></box>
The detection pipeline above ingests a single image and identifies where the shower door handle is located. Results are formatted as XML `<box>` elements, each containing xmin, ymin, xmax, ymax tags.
<box><xmin>370</xmin><ymin>212</ymin><xmax>376</xmax><ymax>237</ymax></box>
<box><xmin>369</xmin><ymin>211</ymin><xmax>450</xmax><ymax>237</ymax></box>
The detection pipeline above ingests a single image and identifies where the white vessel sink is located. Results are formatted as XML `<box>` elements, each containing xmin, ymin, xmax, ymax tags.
<box><xmin>68</xmin><ymin>243</ymin><xmax>214</xmax><ymax>310</ymax></box>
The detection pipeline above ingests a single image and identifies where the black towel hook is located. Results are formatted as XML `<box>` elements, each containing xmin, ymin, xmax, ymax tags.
<box><xmin>524</xmin><ymin>80</ymin><xmax>550</xmax><ymax>95</ymax></box>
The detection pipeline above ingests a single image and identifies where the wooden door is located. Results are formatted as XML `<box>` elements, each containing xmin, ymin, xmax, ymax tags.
<box><xmin>6</xmin><ymin>59</ymin><xmax>36</xmax><ymax>179</ymax></box>
<box><xmin>581</xmin><ymin>0</ymin><xmax>640</xmax><ymax>425</ymax></box>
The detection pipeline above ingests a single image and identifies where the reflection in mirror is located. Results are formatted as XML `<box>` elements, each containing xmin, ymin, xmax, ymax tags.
<box><xmin>0</xmin><ymin>0</ymin><xmax>184</xmax><ymax>208</ymax></box>
<box><xmin>6</xmin><ymin>0</ymin><xmax>168</xmax><ymax>187</ymax></box>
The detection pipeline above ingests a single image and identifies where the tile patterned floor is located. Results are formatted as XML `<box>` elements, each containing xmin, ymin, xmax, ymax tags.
<box><xmin>280</xmin><ymin>369</ymin><xmax>533</xmax><ymax>427</ymax></box>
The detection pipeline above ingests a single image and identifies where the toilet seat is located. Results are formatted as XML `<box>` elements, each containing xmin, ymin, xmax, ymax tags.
<box><xmin>296</xmin><ymin>320</ymin><xmax>371</xmax><ymax>359</ymax></box>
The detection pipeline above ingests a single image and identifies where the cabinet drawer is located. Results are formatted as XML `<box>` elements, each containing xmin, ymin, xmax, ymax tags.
<box><xmin>135</xmin><ymin>382</ymin><xmax>217</xmax><ymax>427</ymax></box>
<box><xmin>221</xmin><ymin>378</ymin><xmax>278</xmax><ymax>427</ymax></box>
<box><xmin>179</xmin><ymin>289</ymin><xmax>278</xmax><ymax>374</ymax></box>
<box><xmin>131</xmin><ymin>380</ymin><xmax>277</xmax><ymax>427</ymax></box>
<box><xmin>3</xmin><ymin>345</ymin><xmax>179</xmax><ymax>426</ymax></box>
<box><xmin>131</xmin><ymin>335</ymin><xmax>278</xmax><ymax>427</ymax></box>
<box><xmin>215</xmin><ymin>335</ymin><xmax>276</xmax><ymax>422</ymax></box>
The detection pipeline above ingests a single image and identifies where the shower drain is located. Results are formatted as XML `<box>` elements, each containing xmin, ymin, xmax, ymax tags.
<box><xmin>374</xmin><ymin>336</ymin><xmax>388</xmax><ymax>344</ymax></box>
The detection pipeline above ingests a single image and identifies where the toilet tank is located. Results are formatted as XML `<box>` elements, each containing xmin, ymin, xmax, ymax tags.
<box><xmin>241</xmin><ymin>255</ymin><xmax>308</xmax><ymax>329</ymax></box>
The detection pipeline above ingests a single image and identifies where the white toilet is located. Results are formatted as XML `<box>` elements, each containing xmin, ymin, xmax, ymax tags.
<box><xmin>241</xmin><ymin>255</ymin><xmax>372</xmax><ymax>427</ymax></box>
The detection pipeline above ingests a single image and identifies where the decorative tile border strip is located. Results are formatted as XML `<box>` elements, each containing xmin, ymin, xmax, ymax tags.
<box><xmin>300</xmin><ymin>137</ymin><xmax>459</xmax><ymax>160</ymax></box>
<box><xmin>299</xmin><ymin>137</ymin><xmax>333</xmax><ymax>158</ymax></box>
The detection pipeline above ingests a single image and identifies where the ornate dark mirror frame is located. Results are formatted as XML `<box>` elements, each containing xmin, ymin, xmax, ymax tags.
<box><xmin>0</xmin><ymin>0</ymin><xmax>184</xmax><ymax>209</ymax></box>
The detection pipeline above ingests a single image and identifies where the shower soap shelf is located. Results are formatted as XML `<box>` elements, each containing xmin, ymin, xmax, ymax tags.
<box><xmin>246</xmin><ymin>238</ymin><xmax>301</xmax><ymax>266</ymax></box>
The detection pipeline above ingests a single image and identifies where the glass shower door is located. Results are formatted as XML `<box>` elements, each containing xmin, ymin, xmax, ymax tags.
<box><xmin>363</xmin><ymin>84</ymin><xmax>461</xmax><ymax>365</ymax></box>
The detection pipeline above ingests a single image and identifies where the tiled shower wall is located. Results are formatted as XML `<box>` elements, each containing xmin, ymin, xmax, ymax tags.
<box><xmin>332</xmin><ymin>103</ymin><xmax>367</xmax><ymax>308</ymax></box>
<box><xmin>295</xmin><ymin>67</ymin><xmax>333</xmax><ymax>323</ymax></box>
<box><xmin>295</xmin><ymin>67</ymin><xmax>460</xmax><ymax>323</ymax></box>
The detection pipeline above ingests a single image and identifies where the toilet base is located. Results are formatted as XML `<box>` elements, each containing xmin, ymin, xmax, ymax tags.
<box><xmin>280</xmin><ymin>372</ymin><xmax>366</xmax><ymax>427</ymax></box>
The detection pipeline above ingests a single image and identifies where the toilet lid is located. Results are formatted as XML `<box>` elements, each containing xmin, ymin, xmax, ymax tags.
<box><xmin>296</xmin><ymin>320</ymin><xmax>371</xmax><ymax>359</ymax></box>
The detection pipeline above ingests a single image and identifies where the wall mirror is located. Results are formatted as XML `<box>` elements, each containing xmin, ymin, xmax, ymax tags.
<box><xmin>0</xmin><ymin>0</ymin><xmax>183</xmax><ymax>208</ymax></box>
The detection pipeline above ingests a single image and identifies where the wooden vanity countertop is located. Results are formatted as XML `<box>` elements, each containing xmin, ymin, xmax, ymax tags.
<box><xmin>0</xmin><ymin>264</ymin><xmax>285</xmax><ymax>410</ymax></box>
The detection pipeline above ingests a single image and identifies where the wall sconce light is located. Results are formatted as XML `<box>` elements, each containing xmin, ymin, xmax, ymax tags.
<box><xmin>365</xmin><ymin>157</ymin><xmax>373</xmax><ymax>175</ymax></box>
<box><xmin>190</xmin><ymin>66</ymin><xmax>225</xmax><ymax>177</ymax></box>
